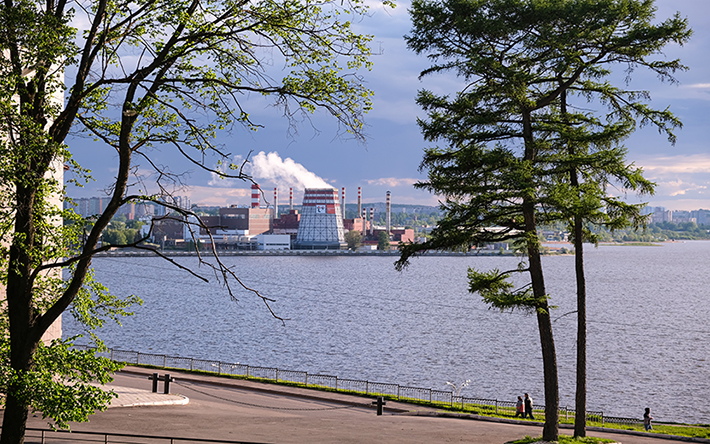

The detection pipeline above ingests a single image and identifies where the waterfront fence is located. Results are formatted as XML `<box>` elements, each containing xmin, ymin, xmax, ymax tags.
<box><xmin>79</xmin><ymin>346</ymin><xmax>642</xmax><ymax>426</ymax></box>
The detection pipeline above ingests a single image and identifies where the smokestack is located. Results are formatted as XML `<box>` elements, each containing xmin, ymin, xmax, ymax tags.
<box><xmin>386</xmin><ymin>191</ymin><xmax>391</xmax><ymax>234</ymax></box>
<box><xmin>341</xmin><ymin>187</ymin><xmax>346</xmax><ymax>220</ymax></box>
<box><xmin>362</xmin><ymin>207</ymin><xmax>367</xmax><ymax>237</ymax></box>
<box><xmin>369</xmin><ymin>207</ymin><xmax>374</xmax><ymax>236</ymax></box>
<box><xmin>289</xmin><ymin>187</ymin><xmax>294</xmax><ymax>210</ymax></box>
<box><xmin>274</xmin><ymin>187</ymin><xmax>278</xmax><ymax>219</ymax></box>
<box><xmin>357</xmin><ymin>187</ymin><xmax>362</xmax><ymax>216</ymax></box>
<box><xmin>251</xmin><ymin>184</ymin><xmax>260</xmax><ymax>208</ymax></box>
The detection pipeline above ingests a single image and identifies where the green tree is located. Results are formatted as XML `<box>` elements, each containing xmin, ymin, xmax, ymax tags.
<box><xmin>377</xmin><ymin>231</ymin><xmax>390</xmax><ymax>250</ymax></box>
<box><xmin>344</xmin><ymin>230</ymin><xmax>362</xmax><ymax>250</ymax></box>
<box><xmin>0</xmin><ymin>0</ymin><xmax>381</xmax><ymax>441</ymax></box>
<box><xmin>534</xmin><ymin>2</ymin><xmax>689</xmax><ymax>436</ymax></box>
<box><xmin>101</xmin><ymin>229</ymin><xmax>128</xmax><ymax>246</ymax></box>
<box><xmin>397</xmin><ymin>0</ymin><xmax>689</xmax><ymax>441</ymax></box>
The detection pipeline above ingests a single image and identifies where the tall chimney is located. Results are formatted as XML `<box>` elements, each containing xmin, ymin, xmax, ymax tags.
<box><xmin>362</xmin><ymin>207</ymin><xmax>367</xmax><ymax>237</ymax></box>
<box><xmin>289</xmin><ymin>187</ymin><xmax>294</xmax><ymax>210</ymax></box>
<box><xmin>341</xmin><ymin>187</ymin><xmax>346</xmax><ymax>220</ymax></box>
<box><xmin>369</xmin><ymin>207</ymin><xmax>374</xmax><ymax>236</ymax></box>
<box><xmin>274</xmin><ymin>187</ymin><xmax>278</xmax><ymax>219</ymax></box>
<box><xmin>251</xmin><ymin>184</ymin><xmax>260</xmax><ymax>208</ymax></box>
<box><xmin>357</xmin><ymin>187</ymin><xmax>362</xmax><ymax>217</ymax></box>
<box><xmin>386</xmin><ymin>191</ymin><xmax>391</xmax><ymax>234</ymax></box>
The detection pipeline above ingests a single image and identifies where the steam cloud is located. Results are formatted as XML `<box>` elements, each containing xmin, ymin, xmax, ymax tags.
<box><xmin>251</xmin><ymin>151</ymin><xmax>332</xmax><ymax>190</ymax></box>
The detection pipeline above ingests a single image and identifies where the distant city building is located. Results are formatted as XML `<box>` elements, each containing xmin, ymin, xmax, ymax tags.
<box><xmin>67</xmin><ymin>196</ymin><xmax>104</xmax><ymax>218</ymax></box>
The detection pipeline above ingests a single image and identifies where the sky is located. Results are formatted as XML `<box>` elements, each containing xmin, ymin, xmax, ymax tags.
<box><xmin>66</xmin><ymin>0</ymin><xmax>710</xmax><ymax>211</ymax></box>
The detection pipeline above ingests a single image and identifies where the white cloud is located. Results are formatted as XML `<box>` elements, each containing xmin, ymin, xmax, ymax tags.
<box><xmin>638</xmin><ymin>154</ymin><xmax>710</xmax><ymax>174</ymax></box>
<box><xmin>185</xmin><ymin>186</ymin><xmax>250</xmax><ymax>207</ymax></box>
<box><xmin>654</xmin><ymin>180</ymin><xmax>708</xmax><ymax>197</ymax></box>
<box><xmin>365</xmin><ymin>177</ymin><xmax>418</xmax><ymax>187</ymax></box>
<box><xmin>685</xmin><ymin>83</ymin><xmax>710</xmax><ymax>90</ymax></box>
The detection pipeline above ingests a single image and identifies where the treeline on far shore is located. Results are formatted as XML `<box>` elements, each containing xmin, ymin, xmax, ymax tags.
<box><xmin>542</xmin><ymin>221</ymin><xmax>710</xmax><ymax>243</ymax></box>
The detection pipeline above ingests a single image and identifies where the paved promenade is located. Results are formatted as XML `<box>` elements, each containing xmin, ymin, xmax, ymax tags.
<box><xmin>15</xmin><ymin>366</ymin><xmax>708</xmax><ymax>444</ymax></box>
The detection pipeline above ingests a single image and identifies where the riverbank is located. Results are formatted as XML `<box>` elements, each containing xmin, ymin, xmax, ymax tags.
<box><xmin>95</xmin><ymin>248</ymin><xmax>515</xmax><ymax>257</ymax></box>
<box><xmin>67</xmin><ymin>243</ymin><xmax>710</xmax><ymax>424</ymax></box>
<box><xmin>20</xmin><ymin>367</ymin><xmax>702</xmax><ymax>444</ymax></box>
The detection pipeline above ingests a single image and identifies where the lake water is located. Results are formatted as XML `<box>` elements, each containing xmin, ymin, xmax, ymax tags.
<box><xmin>64</xmin><ymin>241</ymin><xmax>710</xmax><ymax>424</ymax></box>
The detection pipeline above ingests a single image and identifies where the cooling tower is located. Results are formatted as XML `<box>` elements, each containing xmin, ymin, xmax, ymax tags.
<box><xmin>294</xmin><ymin>188</ymin><xmax>346</xmax><ymax>250</ymax></box>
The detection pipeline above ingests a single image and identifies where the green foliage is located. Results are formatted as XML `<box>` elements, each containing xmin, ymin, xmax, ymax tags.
<box><xmin>344</xmin><ymin>230</ymin><xmax>362</xmax><ymax>249</ymax></box>
<box><xmin>69</xmin><ymin>267</ymin><xmax>143</xmax><ymax>344</ymax></box>
<box><xmin>0</xmin><ymin>338</ymin><xmax>122</xmax><ymax>430</ymax></box>
<box><xmin>399</xmin><ymin>0</ymin><xmax>690</xmax><ymax>441</ymax></box>
<box><xmin>2</xmin><ymin>0</ymin><xmax>384</xmax><ymax>438</ymax></box>
<box><xmin>377</xmin><ymin>231</ymin><xmax>390</xmax><ymax>250</ymax></box>
<box><xmin>509</xmin><ymin>435</ymin><xmax>616</xmax><ymax>444</ymax></box>
<box><xmin>468</xmin><ymin>268</ymin><xmax>544</xmax><ymax>313</ymax></box>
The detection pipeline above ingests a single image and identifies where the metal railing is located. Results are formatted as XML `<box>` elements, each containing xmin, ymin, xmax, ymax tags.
<box><xmin>77</xmin><ymin>345</ymin><xmax>643</xmax><ymax>427</ymax></box>
<box><xmin>6</xmin><ymin>426</ymin><xmax>272</xmax><ymax>444</ymax></box>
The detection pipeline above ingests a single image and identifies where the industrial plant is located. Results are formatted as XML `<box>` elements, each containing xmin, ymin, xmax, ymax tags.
<box><xmin>74</xmin><ymin>185</ymin><xmax>417</xmax><ymax>251</ymax></box>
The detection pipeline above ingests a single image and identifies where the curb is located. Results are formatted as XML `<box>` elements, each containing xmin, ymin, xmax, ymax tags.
<box><xmin>118</xmin><ymin>368</ymin><xmax>411</xmax><ymax>414</ymax></box>
<box><xmin>116</xmin><ymin>368</ymin><xmax>710</xmax><ymax>443</ymax></box>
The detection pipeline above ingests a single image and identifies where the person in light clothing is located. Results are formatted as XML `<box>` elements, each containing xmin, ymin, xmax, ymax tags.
<box><xmin>515</xmin><ymin>396</ymin><xmax>524</xmax><ymax>417</ymax></box>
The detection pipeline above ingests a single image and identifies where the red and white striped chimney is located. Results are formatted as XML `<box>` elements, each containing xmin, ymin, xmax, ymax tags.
<box><xmin>369</xmin><ymin>207</ymin><xmax>374</xmax><ymax>236</ymax></box>
<box><xmin>251</xmin><ymin>184</ymin><xmax>260</xmax><ymax>208</ymax></box>
<box><xmin>341</xmin><ymin>187</ymin><xmax>346</xmax><ymax>220</ymax></box>
<box><xmin>357</xmin><ymin>187</ymin><xmax>362</xmax><ymax>216</ymax></box>
<box><xmin>289</xmin><ymin>187</ymin><xmax>294</xmax><ymax>210</ymax></box>
<box><xmin>362</xmin><ymin>207</ymin><xmax>367</xmax><ymax>236</ymax></box>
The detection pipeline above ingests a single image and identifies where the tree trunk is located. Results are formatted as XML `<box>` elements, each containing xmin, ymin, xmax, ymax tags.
<box><xmin>573</xmin><ymin>213</ymin><xmax>587</xmax><ymax>437</ymax></box>
<box><xmin>537</xmin><ymin>306</ymin><xmax>560</xmax><ymax>442</ymax></box>
<box><xmin>1</xmin><ymin>390</ymin><xmax>30</xmax><ymax>444</ymax></box>
<box><xmin>529</xmin><ymin>246</ymin><xmax>560</xmax><ymax>442</ymax></box>
<box><xmin>561</xmin><ymin>89</ymin><xmax>588</xmax><ymax>438</ymax></box>
<box><xmin>521</xmin><ymin>108</ymin><xmax>559</xmax><ymax>442</ymax></box>
<box><xmin>523</xmin><ymin>200</ymin><xmax>559</xmax><ymax>442</ymax></box>
<box><xmin>2</xmin><ymin>180</ymin><xmax>41</xmax><ymax>444</ymax></box>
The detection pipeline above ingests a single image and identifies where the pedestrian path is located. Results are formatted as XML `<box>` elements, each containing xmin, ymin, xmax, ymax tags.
<box><xmin>48</xmin><ymin>366</ymin><xmax>705</xmax><ymax>444</ymax></box>
<box><xmin>107</xmin><ymin>384</ymin><xmax>189</xmax><ymax>408</ymax></box>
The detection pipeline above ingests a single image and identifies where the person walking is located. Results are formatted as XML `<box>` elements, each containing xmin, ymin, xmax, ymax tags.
<box><xmin>644</xmin><ymin>407</ymin><xmax>653</xmax><ymax>431</ymax></box>
<box><xmin>515</xmin><ymin>396</ymin><xmax>524</xmax><ymax>418</ymax></box>
<box><xmin>524</xmin><ymin>393</ymin><xmax>534</xmax><ymax>419</ymax></box>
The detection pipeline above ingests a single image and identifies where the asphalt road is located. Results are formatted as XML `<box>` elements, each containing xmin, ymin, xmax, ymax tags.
<box><xmin>13</xmin><ymin>368</ymin><xmax>706</xmax><ymax>444</ymax></box>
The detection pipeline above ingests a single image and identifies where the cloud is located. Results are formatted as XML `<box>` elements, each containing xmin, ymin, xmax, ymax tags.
<box><xmin>638</xmin><ymin>154</ymin><xmax>710</xmax><ymax>174</ymax></box>
<box><xmin>185</xmin><ymin>186</ymin><xmax>250</xmax><ymax>207</ymax></box>
<box><xmin>365</xmin><ymin>177</ymin><xmax>418</xmax><ymax>187</ymax></box>
<box><xmin>654</xmin><ymin>180</ymin><xmax>708</xmax><ymax>197</ymax></box>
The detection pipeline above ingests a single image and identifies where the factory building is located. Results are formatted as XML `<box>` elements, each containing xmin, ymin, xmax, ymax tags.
<box><xmin>342</xmin><ymin>217</ymin><xmax>367</xmax><ymax>233</ymax></box>
<box><xmin>273</xmin><ymin>209</ymin><xmax>301</xmax><ymax>237</ymax></box>
<box><xmin>136</xmin><ymin>185</ymin><xmax>406</xmax><ymax>251</ymax></box>
<box><xmin>198</xmin><ymin>206</ymin><xmax>271</xmax><ymax>236</ymax></box>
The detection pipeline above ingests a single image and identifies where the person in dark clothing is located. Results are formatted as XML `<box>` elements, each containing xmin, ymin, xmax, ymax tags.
<box><xmin>644</xmin><ymin>407</ymin><xmax>653</xmax><ymax>431</ymax></box>
<box><xmin>524</xmin><ymin>393</ymin><xmax>534</xmax><ymax>419</ymax></box>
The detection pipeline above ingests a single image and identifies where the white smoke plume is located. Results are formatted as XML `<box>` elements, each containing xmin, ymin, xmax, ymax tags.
<box><xmin>251</xmin><ymin>151</ymin><xmax>333</xmax><ymax>190</ymax></box>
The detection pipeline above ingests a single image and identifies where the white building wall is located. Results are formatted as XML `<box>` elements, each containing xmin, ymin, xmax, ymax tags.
<box><xmin>256</xmin><ymin>234</ymin><xmax>291</xmax><ymax>250</ymax></box>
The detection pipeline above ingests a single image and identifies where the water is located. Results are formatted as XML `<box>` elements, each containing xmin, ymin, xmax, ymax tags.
<box><xmin>64</xmin><ymin>241</ymin><xmax>710</xmax><ymax>424</ymax></box>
